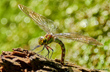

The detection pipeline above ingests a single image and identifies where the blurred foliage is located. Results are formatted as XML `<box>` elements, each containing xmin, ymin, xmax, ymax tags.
<box><xmin>0</xmin><ymin>0</ymin><xmax>110</xmax><ymax>71</ymax></box>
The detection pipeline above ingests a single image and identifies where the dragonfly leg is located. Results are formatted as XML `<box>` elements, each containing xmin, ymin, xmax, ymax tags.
<box><xmin>46</xmin><ymin>46</ymin><xmax>54</xmax><ymax>59</ymax></box>
<box><xmin>31</xmin><ymin>45</ymin><xmax>41</xmax><ymax>51</ymax></box>
<box><xmin>37</xmin><ymin>46</ymin><xmax>45</xmax><ymax>53</ymax></box>
<box><xmin>45</xmin><ymin>46</ymin><xmax>50</xmax><ymax>58</ymax></box>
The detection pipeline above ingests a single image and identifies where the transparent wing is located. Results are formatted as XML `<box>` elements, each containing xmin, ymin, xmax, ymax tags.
<box><xmin>55</xmin><ymin>33</ymin><xmax>102</xmax><ymax>45</ymax></box>
<box><xmin>18</xmin><ymin>4</ymin><xmax>57</xmax><ymax>33</ymax></box>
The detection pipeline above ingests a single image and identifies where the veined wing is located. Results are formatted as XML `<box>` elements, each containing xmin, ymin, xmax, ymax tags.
<box><xmin>18</xmin><ymin>4</ymin><xmax>57</xmax><ymax>33</ymax></box>
<box><xmin>55</xmin><ymin>33</ymin><xmax>102</xmax><ymax>45</ymax></box>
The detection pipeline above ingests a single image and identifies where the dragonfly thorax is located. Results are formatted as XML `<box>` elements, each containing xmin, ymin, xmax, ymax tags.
<box><xmin>38</xmin><ymin>34</ymin><xmax>55</xmax><ymax>45</ymax></box>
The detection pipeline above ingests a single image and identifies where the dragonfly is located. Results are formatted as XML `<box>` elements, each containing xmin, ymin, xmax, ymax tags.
<box><xmin>18</xmin><ymin>4</ymin><xmax>102</xmax><ymax>64</ymax></box>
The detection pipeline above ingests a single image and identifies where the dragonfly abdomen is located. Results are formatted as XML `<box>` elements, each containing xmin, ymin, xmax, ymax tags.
<box><xmin>54</xmin><ymin>37</ymin><xmax>65</xmax><ymax>64</ymax></box>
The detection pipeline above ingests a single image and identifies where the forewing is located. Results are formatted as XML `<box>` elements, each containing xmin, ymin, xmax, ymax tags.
<box><xmin>55</xmin><ymin>33</ymin><xmax>102</xmax><ymax>45</ymax></box>
<box><xmin>18</xmin><ymin>4</ymin><xmax>57</xmax><ymax>33</ymax></box>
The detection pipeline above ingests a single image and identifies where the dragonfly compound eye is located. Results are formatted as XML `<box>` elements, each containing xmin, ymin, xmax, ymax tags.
<box><xmin>39</xmin><ymin>36</ymin><xmax>44</xmax><ymax>45</ymax></box>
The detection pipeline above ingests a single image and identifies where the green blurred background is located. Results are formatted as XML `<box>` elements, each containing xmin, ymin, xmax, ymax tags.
<box><xmin>0</xmin><ymin>0</ymin><xmax>110</xmax><ymax>71</ymax></box>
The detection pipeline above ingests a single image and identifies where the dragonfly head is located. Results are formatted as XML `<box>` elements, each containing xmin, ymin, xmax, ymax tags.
<box><xmin>38</xmin><ymin>36</ymin><xmax>46</xmax><ymax>45</ymax></box>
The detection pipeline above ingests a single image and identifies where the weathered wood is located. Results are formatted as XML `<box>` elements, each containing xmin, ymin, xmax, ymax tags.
<box><xmin>0</xmin><ymin>48</ymin><xmax>106</xmax><ymax>72</ymax></box>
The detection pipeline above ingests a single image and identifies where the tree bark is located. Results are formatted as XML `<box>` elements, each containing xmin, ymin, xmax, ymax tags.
<box><xmin>0</xmin><ymin>48</ymin><xmax>106</xmax><ymax>72</ymax></box>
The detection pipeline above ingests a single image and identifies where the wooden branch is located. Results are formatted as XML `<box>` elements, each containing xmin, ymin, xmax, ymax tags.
<box><xmin>0</xmin><ymin>48</ymin><xmax>106</xmax><ymax>72</ymax></box>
